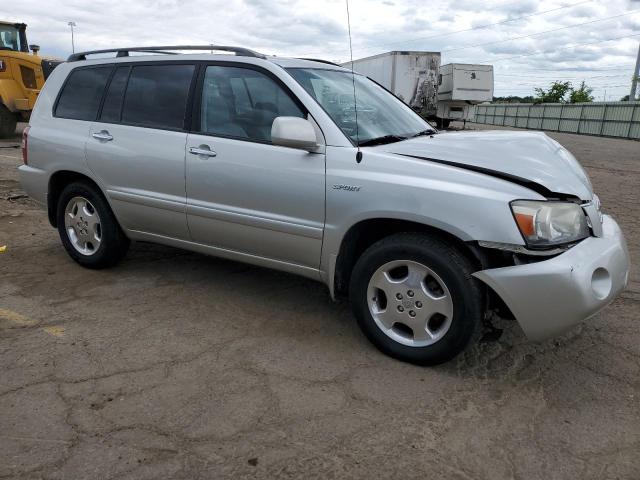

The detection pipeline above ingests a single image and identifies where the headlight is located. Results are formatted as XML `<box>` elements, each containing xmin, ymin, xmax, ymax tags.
<box><xmin>511</xmin><ymin>200</ymin><xmax>590</xmax><ymax>247</ymax></box>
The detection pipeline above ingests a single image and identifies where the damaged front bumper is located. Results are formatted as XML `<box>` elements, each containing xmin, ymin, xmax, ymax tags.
<box><xmin>473</xmin><ymin>215</ymin><xmax>630</xmax><ymax>341</ymax></box>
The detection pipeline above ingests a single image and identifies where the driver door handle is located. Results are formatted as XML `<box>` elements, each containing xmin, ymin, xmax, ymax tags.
<box><xmin>189</xmin><ymin>146</ymin><xmax>217</xmax><ymax>157</ymax></box>
<box><xmin>92</xmin><ymin>130</ymin><xmax>113</xmax><ymax>141</ymax></box>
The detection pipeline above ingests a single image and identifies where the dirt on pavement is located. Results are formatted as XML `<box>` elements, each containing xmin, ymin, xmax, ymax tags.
<box><xmin>1</xmin><ymin>123</ymin><xmax>639</xmax><ymax>479</ymax></box>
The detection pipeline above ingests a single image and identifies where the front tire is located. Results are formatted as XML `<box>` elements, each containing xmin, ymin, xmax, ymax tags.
<box><xmin>349</xmin><ymin>233</ymin><xmax>483</xmax><ymax>365</ymax></box>
<box><xmin>56</xmin><ymin>181</ymin><xmax>129</xmax><ymax>269</ymax></box>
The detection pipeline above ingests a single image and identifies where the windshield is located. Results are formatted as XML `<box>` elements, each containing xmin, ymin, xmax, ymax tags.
<box><xmin>287</xmin><ymin>68</ymin><xmax>434</xmax><ymax>146</ymax></box>
<box><xmin>0</xmin><ymin>24</ymin><xmax>22</xmax><ymax>52</ymax></box>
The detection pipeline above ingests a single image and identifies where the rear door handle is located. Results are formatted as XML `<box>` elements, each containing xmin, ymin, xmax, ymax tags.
<box><xmin>189</xmin><ymin>146</ymin><xmax>217</xmax><ymax>157</ymax></box>
<box><xmin>92</xmin><ymin>130</ymin><xmax>113</xmax><ymax>141</ymax></box>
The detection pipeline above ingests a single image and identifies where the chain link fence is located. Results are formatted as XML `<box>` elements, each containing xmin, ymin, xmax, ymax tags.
<box><xmin>472</xmin><ymin>102</ymin><xmax>640</xmax><ymax>140</ymax></box>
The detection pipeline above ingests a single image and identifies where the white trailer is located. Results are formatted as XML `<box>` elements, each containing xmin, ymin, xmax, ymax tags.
<box><xmin>436</xmin><ymin>63</ymin><xmax>494</xmax><ymax>128</ymax></box>
<box><xmin>342</xmin><ymin>51</ymin><xmax>441</xmax><ymax>117</ymax></box>
<box><xmin>343</xmin><ymin>52</ymin><xmax>494</xmax><ymax>129</ymax></box>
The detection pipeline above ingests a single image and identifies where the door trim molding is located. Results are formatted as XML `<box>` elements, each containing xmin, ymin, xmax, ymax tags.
<box><xmin>186</xmin><ymin>203</ymin><xmax>323</xmax><ymax>240</ymax></box>
<box><xmin>107</xmin><ymin>189</ymin><xmax>185</xmax><ymax>213</ymax></box>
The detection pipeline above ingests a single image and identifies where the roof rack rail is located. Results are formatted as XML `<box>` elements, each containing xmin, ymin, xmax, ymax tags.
<box><xmin>68</xmin><ymin>45</ymin><xmax>267</xmax><ymax>62</ymax></box>
<box><xmin>296</xmin><ymin>57</ymin><xmax>342</xmax><ymax>67</ymax></box>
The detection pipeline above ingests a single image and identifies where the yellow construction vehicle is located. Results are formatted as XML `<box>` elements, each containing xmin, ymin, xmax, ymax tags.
<box><xmin>0</xmin><ymin>21</ymin><xmax>60</xmax><ymax>138</ymax></box>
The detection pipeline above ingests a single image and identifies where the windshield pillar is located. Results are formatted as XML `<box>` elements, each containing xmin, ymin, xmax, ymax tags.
<box><xmin>17</xmin><ymin>24</ymin><xmax>28</xmax><ymax>53</ymax></box>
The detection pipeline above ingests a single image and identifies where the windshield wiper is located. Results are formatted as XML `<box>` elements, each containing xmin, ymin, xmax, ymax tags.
<box><xmin>358</xmin><ymin>135</ymin><xmax>407</xmax><ymax>147</ymax></box>
<box><xmin>410</xmin><ymin>129</ymin><xmax>436</xmax><ymax>138</ymax></box>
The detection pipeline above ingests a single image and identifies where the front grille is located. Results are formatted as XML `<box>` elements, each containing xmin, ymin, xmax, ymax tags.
<box><xmin>20</xmin><ymin>65</ymin><xmax>37</xmax><ymax>89</ymax></box>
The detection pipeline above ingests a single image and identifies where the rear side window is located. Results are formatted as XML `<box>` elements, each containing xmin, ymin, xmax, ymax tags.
<box><xmin>55</xmin><ymin>67</ymin><xmax>112</xmax><ymax>120</ymax></box>
<box><xmin>100</xmin><ymin>66</ymin><xmax>130</xmax><ymax>123</ymax></box>
<box><xmin>121</xmin><ymin>64</ymin><xmax>195</xmax><ymax>130</ymax></box>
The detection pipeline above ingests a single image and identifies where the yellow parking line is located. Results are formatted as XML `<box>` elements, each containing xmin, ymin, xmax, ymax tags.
<box><xmin>42</xmin><ymin>326</ymin><xmax>65</xmax><ymax>337</ymax></box>
<box><xmin>0</xmin><ymin>308</ymin><xmax>65</xmax><ymax>337</ymax></box>
<box><xmin>0</xmin><ymin>308</ymin><xmax>36</xmax><ymax>326</ymax></box>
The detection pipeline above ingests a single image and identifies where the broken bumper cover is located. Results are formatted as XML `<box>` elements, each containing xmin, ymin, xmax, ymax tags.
<box><xmin>473</xmin><ymin>215</ymin><xmax>630</xmax><ymax>341</ymax></box>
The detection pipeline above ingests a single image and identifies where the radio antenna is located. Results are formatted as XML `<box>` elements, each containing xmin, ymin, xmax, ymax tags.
<box><xmin>345</xmin><ymin>0</ymin><xmax>362</xmax><ymax>163</ymax></box>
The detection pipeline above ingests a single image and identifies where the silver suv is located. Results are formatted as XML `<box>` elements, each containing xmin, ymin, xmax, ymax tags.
<box><xmin>19</xmin><ymin>46</ymin><xmax>630</xmax><ymax>365</ymax></box>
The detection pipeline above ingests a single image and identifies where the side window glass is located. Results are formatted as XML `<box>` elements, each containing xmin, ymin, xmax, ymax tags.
<box><xmin>55</xmin><ymin>67</ymin><xmax>112</xmax><ymax>120</ymax></box>
<box><xmin>100</xmin><ymin>66</ymin><xmax>130</xmax><ymax>123</ymax></box>
<box><xmin>200</xmin><ymin>66</ymin><xmax>304</xmax><ymax>142</ymax></box>
<box><xmin>122</xmin><ymin>64</ymin><xmax>195</xmax><ymax>130</ymax></box>
<box><xmin>229</xmin><ymin>78</ymin><xmax>252</xmax><ymax>114</ymax></box>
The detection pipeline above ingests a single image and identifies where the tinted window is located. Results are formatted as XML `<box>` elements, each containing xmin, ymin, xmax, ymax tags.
<box><xmin>100</xmin><ymin>66</ymin><xmax>130</xmax><ymax>123</ymax></box>
<box><xmin>122</xmin><ymin>64</ymin><xmax>195</xmax><ymax>130</ymax></box>
<box><xmin>55</xmin><ymin>67</ymin><xmax>112</xmax><ymax>120</ymax></box>
<box><xmin>229</xmin><ymin>77</ymin><xmax>252</xmax><ymax>114</ymax></box>
<box><xmin>200</xmin><ymin>66</ymin><xmax>304</xmax><ymax>142</ymax></box>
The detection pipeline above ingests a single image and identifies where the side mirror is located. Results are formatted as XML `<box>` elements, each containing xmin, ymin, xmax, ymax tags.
<box><xmin>271</xmin><ymin>117</ymin><xmax>319</xmax><ymax>151</ymax></box>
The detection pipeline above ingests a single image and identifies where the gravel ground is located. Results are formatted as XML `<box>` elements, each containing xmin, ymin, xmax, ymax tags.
<box><xmin>0</xmin><ymin>123</ymin><xmax>638</xmax><ymax>479</ymax></box>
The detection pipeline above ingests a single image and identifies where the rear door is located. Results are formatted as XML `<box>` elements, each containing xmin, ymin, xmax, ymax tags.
<box><xmin>49</xmin><ymin>65</ymin><xmax>114</xmax><ymax>202</ymax></box>
<box><xmin>86</xmin><ymin>62</ymin><xmax>196</xmax><ymax>240</ymax></box>
<box><xmin>185</xmin><ymin>64</ymin><xmax>325</xmax><ymax>269</ymax></box>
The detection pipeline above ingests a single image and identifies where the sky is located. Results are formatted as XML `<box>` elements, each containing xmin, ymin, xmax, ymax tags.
<box><xmin>2</xmin><ymin>0</ymin><xmax>639</xmax><ymax>99</ymax></box>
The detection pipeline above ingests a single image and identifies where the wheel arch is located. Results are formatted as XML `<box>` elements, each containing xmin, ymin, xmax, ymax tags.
<box><xmin>332</xmin><ymin>217</ymin><xmax>483</xmax><ymax>299</ymax></box>
<box><xmin>47</xmin><ymin>170</ymin><xmax>108</xmax><ymax>228</ymax></box>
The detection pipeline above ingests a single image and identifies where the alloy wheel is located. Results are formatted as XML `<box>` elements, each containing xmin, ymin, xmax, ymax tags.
<box><xmin>64</xmin><ymin>196</ymin><xmax>102</xmax><ymax>256</ymax></box>
<box><xmin>366</xmin><ymin>260</ymin><xmax>454</xmax><ymax>347</ymax></box>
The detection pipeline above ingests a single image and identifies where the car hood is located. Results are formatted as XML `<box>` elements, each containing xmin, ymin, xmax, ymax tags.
<box><xmin>378</xmin><ymin>130</ymin><xmax>593</xmax><ymax>200</ymax></box>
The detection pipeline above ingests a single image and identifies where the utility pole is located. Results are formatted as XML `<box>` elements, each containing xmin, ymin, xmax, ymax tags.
<box><xmin>67</xmin><ymin>21</ymin><xmax>76</xmax><ymax>53</ymax></box>
<box><xmin>630</xmin><ymin>42</ymin><xmax>640</xmax><ymax>101</ymax></box>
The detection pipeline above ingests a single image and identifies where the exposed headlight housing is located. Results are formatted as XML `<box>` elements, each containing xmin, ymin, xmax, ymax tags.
<box><xmin>511</xmin><ymin>200</ymin><xmax>590</xmax><ymax>248</ymax></box>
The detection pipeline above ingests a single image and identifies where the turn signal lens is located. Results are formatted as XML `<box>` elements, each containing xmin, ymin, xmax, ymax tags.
<box><xmin>514</xmin><ymin>212</ymin><xmax>535</xmax><ymax>237</ymax></box>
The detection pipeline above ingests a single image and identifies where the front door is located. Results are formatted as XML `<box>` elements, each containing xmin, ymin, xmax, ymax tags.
<box><xmin>185</xmin><ymin>64</ymin><xmax>325</xmax><ymax>269</ymax></box>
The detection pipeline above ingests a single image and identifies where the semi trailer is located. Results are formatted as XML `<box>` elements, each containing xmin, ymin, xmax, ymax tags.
<box><xmin>343</xmin><ymin>51</ymin><xmax>493</xmax><ymax>128</ymax></box>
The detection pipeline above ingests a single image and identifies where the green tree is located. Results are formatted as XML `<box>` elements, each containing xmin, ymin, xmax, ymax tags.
<box><xmin>492</xmin><ymin>95</ymin><xmax>535</xmax><ymax>103</ymax></box>
<box><xmin>534</xmin><ymin>81</ymin><xmax>572</xmax><ymax>103</ymax></box>
<box><xmin>569</xmin><ymin>81</ymin><xmax>594</xmax><ymax>103</ymax></box>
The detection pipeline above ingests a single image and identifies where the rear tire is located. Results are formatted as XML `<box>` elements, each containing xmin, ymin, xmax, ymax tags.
<box><xmin>0</xmin><ymin>104</ymin><xmax>18</xmax><ymax>138</ymax></box>
<box><xmin>56</xmin><ymin>181</ymin><xmax>130</xmax><ymax>269</ymax></box>
<box><xmin>349</xmin><ymin>233</ymin><xmax>483</xmax><ymax>365</ymax></box>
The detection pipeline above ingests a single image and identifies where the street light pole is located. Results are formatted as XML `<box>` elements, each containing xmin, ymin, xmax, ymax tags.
<box><xmin>630</xmin><ymin>42</ymin><xmax>640</xmax><ymax>102</ymax></box>
<box><xmin>67</xmin><ymin>22</ymin><xmax>76</xmax><ymax>53</ymax></box>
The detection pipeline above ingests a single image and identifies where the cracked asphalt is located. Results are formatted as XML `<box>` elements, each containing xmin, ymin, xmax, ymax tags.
<box><xmin>1</xmin><ymin>123</ymin><xmax>639</xmax><ymax>479</ymax></box>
